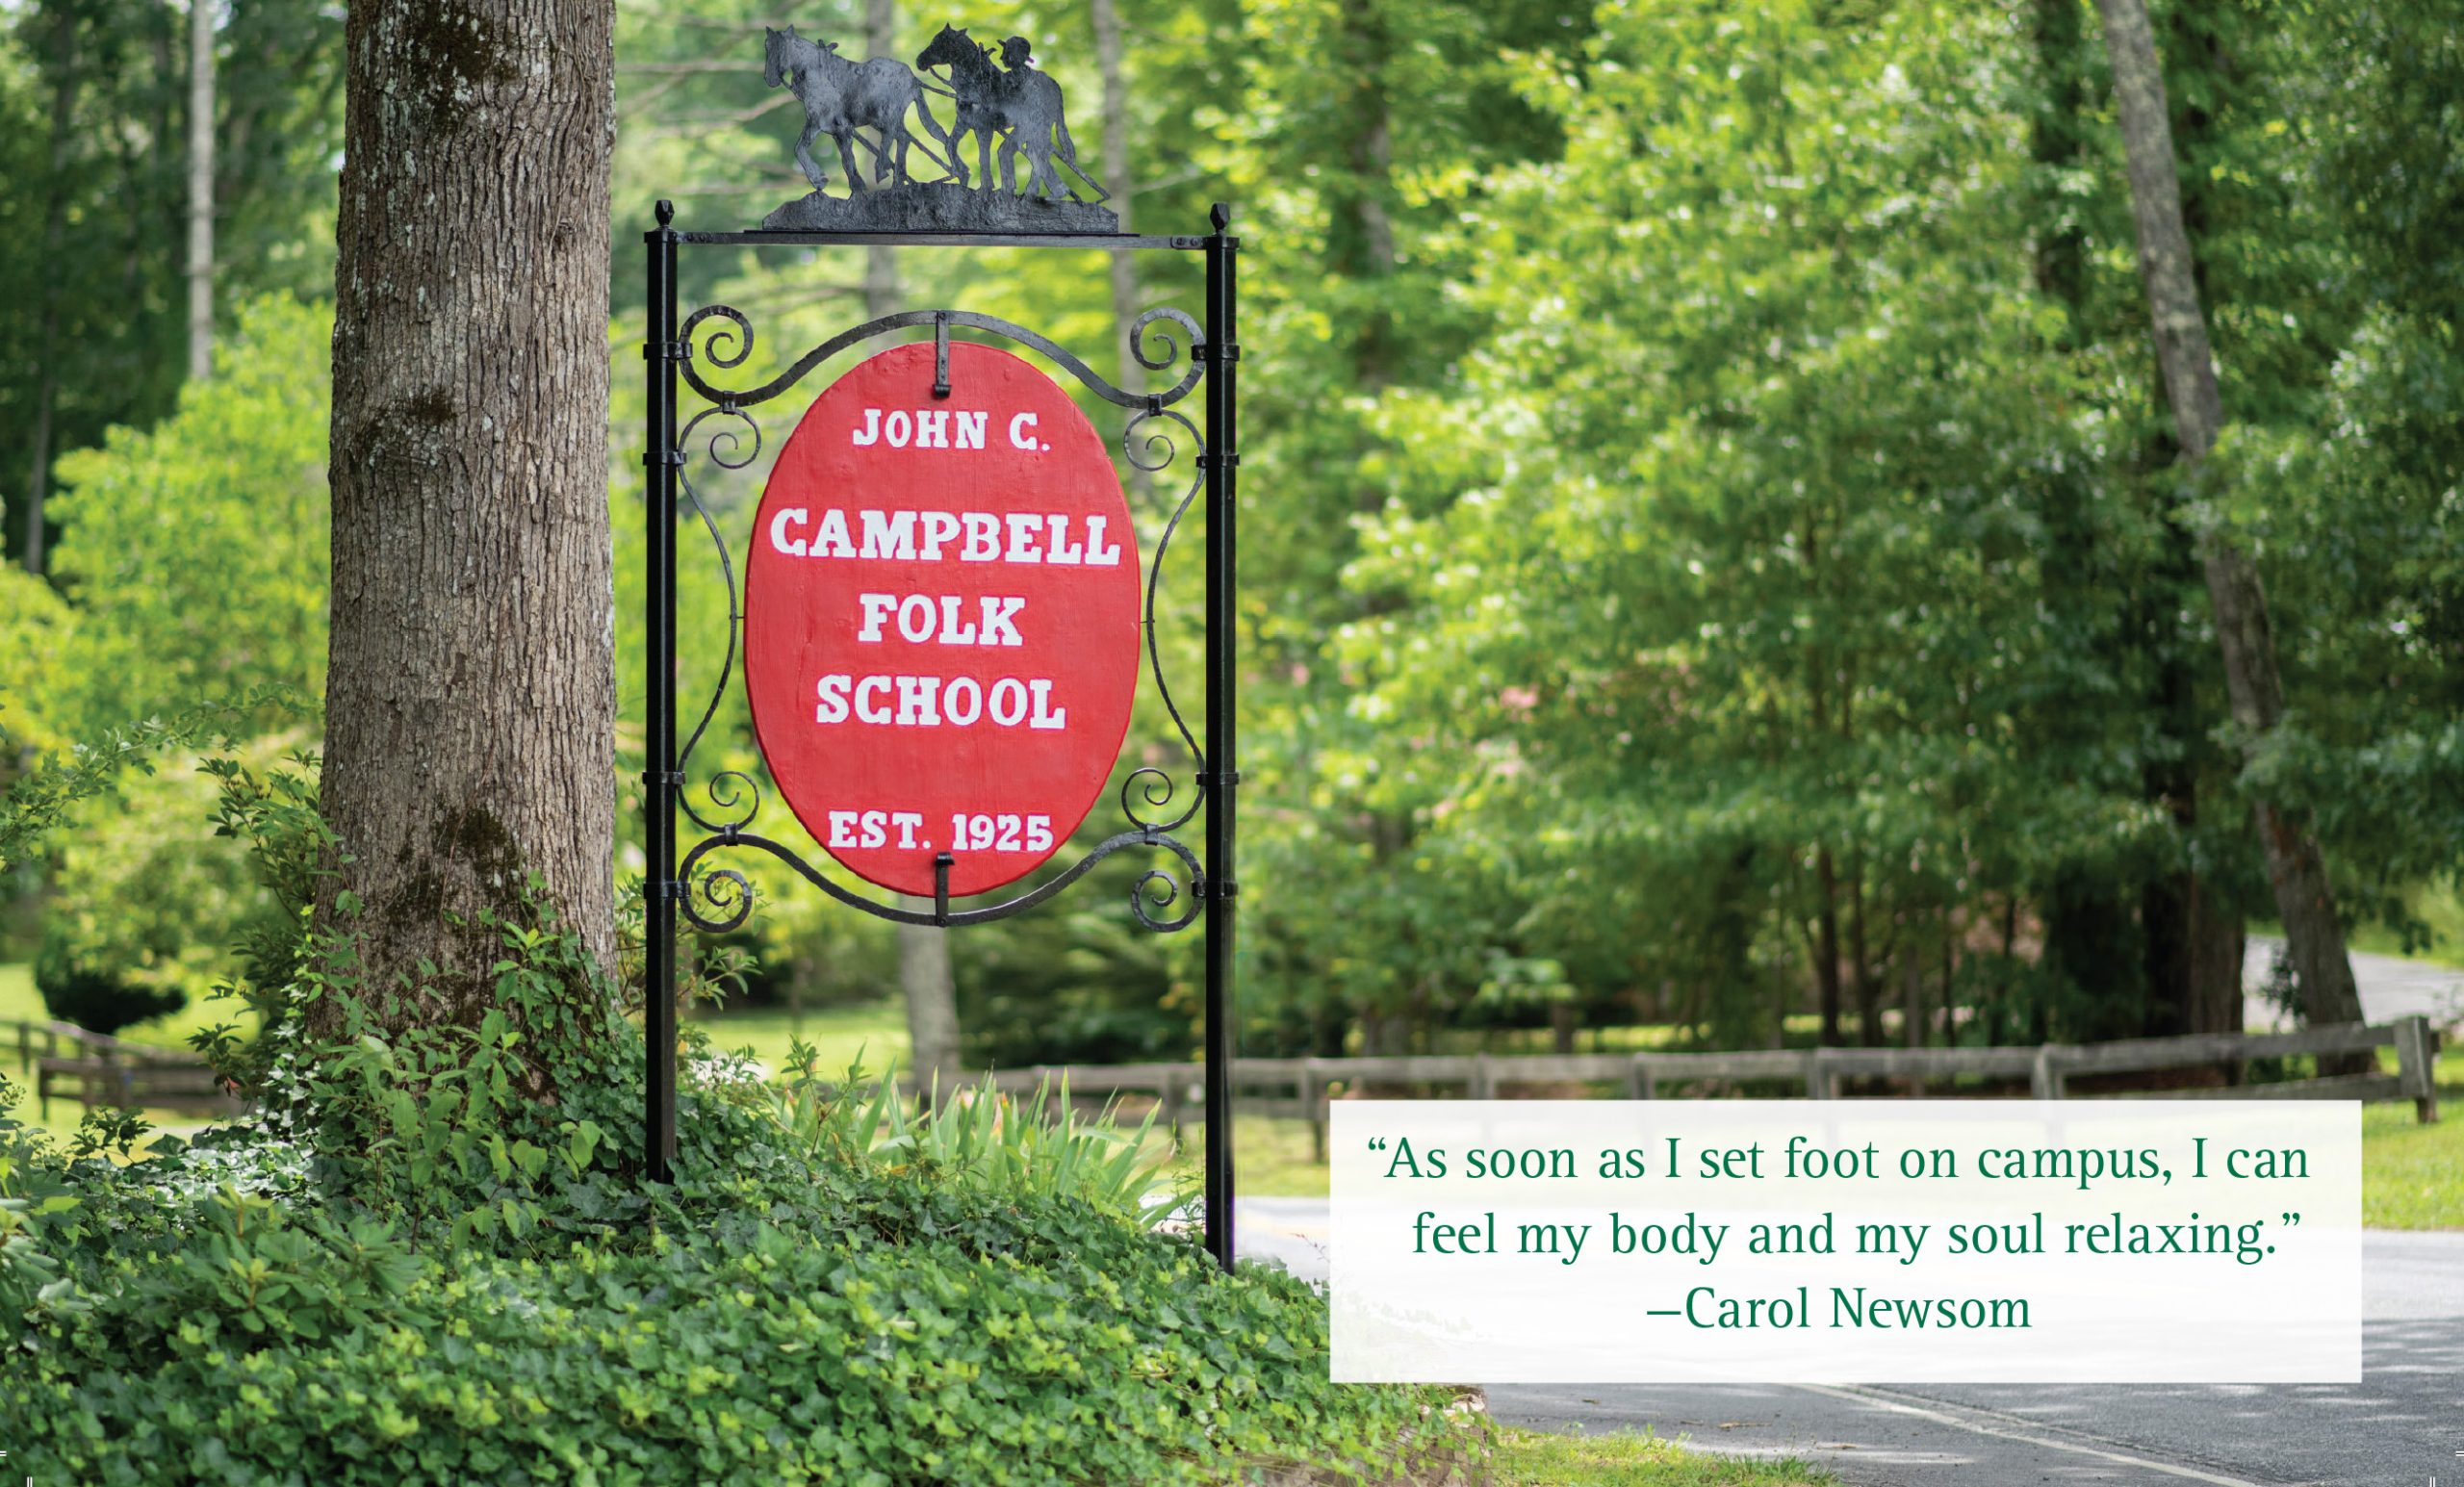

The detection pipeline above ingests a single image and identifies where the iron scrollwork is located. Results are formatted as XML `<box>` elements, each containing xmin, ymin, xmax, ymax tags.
<box><xmin>667</xmin><ymin>303</ymin><xmax>1211</xmax><ymax>934</ymax></box>
<box><xmin>678</xmin><ymin>305</ymin><xmax>1201</xmax><ymax>412</ymax></box>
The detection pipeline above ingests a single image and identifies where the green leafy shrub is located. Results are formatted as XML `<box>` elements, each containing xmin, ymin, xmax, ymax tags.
<box><xmin>31</xmin><ymin>931</ymin><xmax>184</xmax><ymax>1036</ymax></box>
<box><xmin>44</xmin><ymin>295</ymin><xmax>331</xmax><ymax>744</ymax></box>
<box><xmin>0</xmin><ymin>890</ymin><xmax>1459</xmax><ymax>1485</ymax></box>
<box><xmin>27</xmin><ymin>755</ymin><xmax>265</xmax><ymax>1034</ymax></box>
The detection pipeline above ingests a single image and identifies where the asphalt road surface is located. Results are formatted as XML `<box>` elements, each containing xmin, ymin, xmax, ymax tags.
<box><xmin>2243</xmin><ymin>937</ymin><xmax>2464</xmax><ymax>1032</ymax></box>
<box><xmin>1239</xmin><ymin>1204</ymin><xmax>2462</xmax><ymax>1487</ymax></box>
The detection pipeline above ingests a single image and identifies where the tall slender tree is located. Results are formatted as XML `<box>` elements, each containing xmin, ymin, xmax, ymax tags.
<box><xmin>320</xmin><ymin>0</ymin><xmax>617</xmax><ymax>1028</ymax></box>
<box><xmin>2092</xmin><ymin>0</ymin><xmax>2364</xmax><ymax>1038</ymax></box>
<box><xmin>860</xmin><ymin>0</ymin><xmax>963</xmax><ymax>1096</ymax></box>
<box><xmin>1091</xmin><ymin>0</ymin><xmax>1140</xmax><ymax>393</ymax></box>
<box><xmin>186</xmin><ymin>0</ymin><xmax>214</xmax><ymax>381</ymax></box>
<box><xmin>22</xmin><ymin>7</ymin><xmax>79</xmax><ymax>575</ymax></box>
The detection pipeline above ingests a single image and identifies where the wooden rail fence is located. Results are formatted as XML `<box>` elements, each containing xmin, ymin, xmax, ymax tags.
<box><xmin>15</xmin><ymin>1015</ymin><xmax>2440</xmax><ymax>1144</ymax></box>
<box><xmin>10</xmin><ymin>1018</ymin><xmax>242</xmax><ymax>1120</ymax></box>
<box><xmin>947</xmin><ymin>1016</ymin><xmax>2442</xmax><ymax>1158</ymax></box>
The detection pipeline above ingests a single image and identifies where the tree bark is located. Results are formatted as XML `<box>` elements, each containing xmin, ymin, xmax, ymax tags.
<box><xmin>321</xmin><ymin>0</ymin><xmax>616</xmax><ymax>1026</ymax></box>
<box><xmin>1090</xmin><ymin>0</ymin><xmax>1140</xmax><ymax>393</ymax></box>
<box><xmin>1849</xmin><ymin>859</ymin><xmax>1879</xmax><ymax>1047</ymax></box>
<box><xmin>2189</xmin><ymin>883</ymin><xmax>2245</xmax><ymax>1036</ymax></box>
<box><xmin>2093</xmin><ymin>0</ymin><xmax>2365</xmax><ymax>1045</ymax></box>
<box><xmin>187</xmin><ymin>0</ymin><xmax>216</xmax><ymax>382</ymax></box>
<box><xmin>860</xmin><ymin>0</ymin><xmax>965</xmax><ymax>1097</ymax></box>
<box><xmin>24</xmin><ymin>14</ymin><xmax>80</xmax><ymax>576</ymax></box>
<box><xmin>1902</xmin><ymin>920</ymin><xmax>1925</xmax><ymax>1050</ymax></box>
<box><xmin>1332</xmin><ymin>0</ymin><xmax>1397</xmax><ymax>388</ymax></box>
<box><xmin>1813</xmin><ymin>847</ymin><xmax>1842</xmax><ymax>1045</ymax></box>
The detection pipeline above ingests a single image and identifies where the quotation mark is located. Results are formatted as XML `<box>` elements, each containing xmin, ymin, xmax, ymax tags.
<box><xmin>1368</xmin><ymin>1137</ymin><xmax>1388</xmax><ymax>1152</ymax></box>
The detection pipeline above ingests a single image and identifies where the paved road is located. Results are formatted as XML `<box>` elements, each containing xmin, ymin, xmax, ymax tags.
<box><xmin>1235</xmin><ymin>1214</ymin><xmax>2464</xmax><ymax>1487</ymax></box>
<box><xmin>2244</xmin><ymin>936</ymin><xmax>2464</xmax><ymax>1033</ymax></box>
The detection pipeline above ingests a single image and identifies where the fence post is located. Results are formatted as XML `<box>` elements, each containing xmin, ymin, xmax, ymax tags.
<box><xmin>2394</xmin><ymin>1015</ymin><xmax>2440</xmax><ymax>1126</ymax></box>
<box><xmin>1623</xmin><ymin>1055</ymin><xmax>1646</xmax><ymax>1100</ymax></box>
<box><xmin>1471</xmin><ymin>1053</ymin><xmax>1495</xmax><ymax>1101</ymax></box>
<box><xmin>2030</xmin><ymin>1044</ymin><xmax>2061</xmax><ymax>1100</ymax></box>
<box><xmin>1803</xmin><ymin>1050</ymin><xmax>1829</xmax><ymax>1099</ymax></box>
<box><xmin>1306</xmin><ymin>1062</ymin><xmax>1329</xmax><ymax>1165</ymax></box>
<box><xmin>1161</xmin><ymin>1073</ymin><xmax>1185</xmax><ymax>1151</ymax></box>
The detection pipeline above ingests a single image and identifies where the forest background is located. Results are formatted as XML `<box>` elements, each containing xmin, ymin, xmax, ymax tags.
<box><xmin>1</xmin><ymin>0</ymin><xmax>2458</xmax><ymax>1074</ymax></box>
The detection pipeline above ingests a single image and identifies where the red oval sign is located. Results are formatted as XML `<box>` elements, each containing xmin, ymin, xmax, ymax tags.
<box><xmin>744</xmin><ymin>342</ymin><xmax>1142</xmax><ymax>898</ymax></box>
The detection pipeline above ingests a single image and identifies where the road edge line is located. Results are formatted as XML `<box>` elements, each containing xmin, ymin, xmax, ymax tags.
<box><xmin>1787</xmin><ymin>1383</ymin><xmax>2274</xmax><ymax>1487</ymax></box>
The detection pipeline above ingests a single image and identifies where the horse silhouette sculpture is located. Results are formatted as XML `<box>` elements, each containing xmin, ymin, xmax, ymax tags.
<box><xmin>762</xmin><ymin>26</ymin><xmax>952</xmax><ymax>192</ymax></box>
<box><xmin>916</xmin><ymin>25</ymin><xmax>1095</xmax><ymax>203</ymax></box>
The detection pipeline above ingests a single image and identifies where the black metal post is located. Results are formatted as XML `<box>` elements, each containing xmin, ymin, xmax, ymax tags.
<box><xmin>1202</xmin><ymin>203</ymin><xmax>1240</xmax><ymax>1271</ymax></box>
<box><xmin>644</xmin><ymin>201</ymin><xmax>680</xmax><ymax>1184</ymax></box>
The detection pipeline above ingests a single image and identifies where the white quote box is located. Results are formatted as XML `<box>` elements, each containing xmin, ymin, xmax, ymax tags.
<box><xmin>1329</xmin><ymin>1101</ymin><xmax>2359</xmax><ymax>1383</ymax></box>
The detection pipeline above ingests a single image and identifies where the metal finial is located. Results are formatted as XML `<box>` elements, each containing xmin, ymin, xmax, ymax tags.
<box><xmin>1210</xmin><ymin>202</ymin><xmax>1230</xmax><ymax>232</ymax></box>
<box><xmin>655</xmin><ymin>199</ymin><xmax>675</xmax><ymax>226</ymax></box>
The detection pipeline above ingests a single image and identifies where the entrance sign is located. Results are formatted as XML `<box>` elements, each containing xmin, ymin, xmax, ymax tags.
<box><xmin>745</xmin><ymin>343</ymin><xmax>1142</xmax><ymax>899</ymax></box>
<box><xmin>642</xmin><ymin>17</ymin><xmax>1243</xmax><ymax>1272</ymax></box>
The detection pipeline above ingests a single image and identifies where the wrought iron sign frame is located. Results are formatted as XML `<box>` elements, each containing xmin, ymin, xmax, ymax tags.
<box><xmin>641</xmin><ymin>199</ymin><xmax>1242</xmax><ymax>1270</ymax></box>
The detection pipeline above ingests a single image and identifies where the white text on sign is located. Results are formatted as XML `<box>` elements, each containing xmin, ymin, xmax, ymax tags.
<box><xmin>823</xmin><ymin>809</ymin><xmax>1055</xmax><ymax>855</ymax></box>
<box><xmin>767</xmin><ymin>506</ymin><xmax>1123</xmax><ymax>566</ymax></box>
<box><xmin>815</xmin><ymin>674</ymin><xmax>1066</xmax><ymax>730</ymax></box>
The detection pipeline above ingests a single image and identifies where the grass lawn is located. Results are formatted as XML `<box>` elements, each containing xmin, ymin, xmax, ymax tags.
<box><xmin>2362</xmin><ymin>1043</ymin><xmax>2464</xmax><ymax>1229</ymax></box>
<box><xmin>686</xmin><ymin>998</ymin><xmax>911</xmax><ymax>1080</ymax></box>
<box><xmin>1155</xmin><ymin>1112</ymin><xmax>1329</xmax><ymax>1197</ymax></box>
<box><xmin>1491</xmin><ymin>1427</ymin><xmax>1831</xmax><ymax>1486</ymax></box>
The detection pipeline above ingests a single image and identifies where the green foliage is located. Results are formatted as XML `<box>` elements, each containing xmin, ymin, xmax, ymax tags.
<box><xmin>1</xmin><ymin>297</ymin><xmax>328</xmax><ymax>1043</ymax></box>
<box><xmin>14</xmin><ymin>0</ymin><xmax>2460</xmax><ymax>1087</ymax></box>
<box><xmin>1491</xmin><ymin>1425</ymin><xmax>1835</xmax><ymax>1486</ymax></box>
<box><xmin>775</xmin><ymin>1045</ymin><xmax>1189</xmax><ymax>1227</ymax></box>
<box><xmin>31</xmin><ymin>755</ymin><xmax>263</xmax><ymax>1033</ymax></box>
<box><xmin>31</xmin><ymin>931</ymin><xmax>183</xmax><ymax>1037</ymax></box>
<box><xmin>0</xmin><ymin>686</ymin><xmax>306</xmax><ymax>874</ymax></box>
<box><xmin>0</xmin><ymin>903</ymin><xmax>1451</xmax><ymax>1484</ymax></box>
<box><xmin>45</xmin><ymin>295</ymin><xmax>333</xmax><ymax>741</ymax></box>
<box><xmin>190</xmin><ymin>752</ymin><xmax>336</xmax><ymax>1078</ymax></box>
<box><xmin>956</xmin><ymin>889</ymin><xmax>1188</xmax><ymax>1066</ymax></box>
<box><xmin>0</xmin><ymin>0</ymin><xmax>343</xmax><ymax>570</ymax></box>
<box><xmin>1222</xmin><ymin>0</ymin><xmax>2464</xmax><ymax>1050</ymax></box>
<box><xmin>0</xmin><ymin>565</ymin><xmax>73</xmax><ymax>756</ymax></box>
<box><xmin>9</xmin><ymin>733</ymin><xmax>322</xmax><ymax>1048</ymax></box>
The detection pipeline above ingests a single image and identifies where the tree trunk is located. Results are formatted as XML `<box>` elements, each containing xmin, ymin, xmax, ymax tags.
<box><xmin>861</xmin><ymin>0</ymin><xmax>964</xmax><ymax>1097</ymax></box>
<box><xmin>24</xmin><ymin>375</ymin><xmax>54</xmax><ymax>576</ymax></box>
<box><xmin>2093</xmin><ymin>0</ymin><xmax>2366</xmax><ymax>1053</ymax></box>
<box><xmin>187</xmin><ymin>0</ymin><xmax>216</xmax><ymax>382</ymax></box>
<box><xmin>1849</xmin><ymin>859</ymin><xmax>1879</xmax><ymax>1046</ymax></box>
<box><xmin>1548</xmin><ymin>1001</ymin><xmax>1576</xmax><ymax>1057</ymax></box>
<box><xmin>1814</xmin><ymin>847</ymin><xmax>1842</xmax><ymax>1045</ymax></box>
<box><xmin>2189</xmin><ymin>884</ymin><xmax>2245</xmax><ymax>1036</ymax></box>
<box><xmin>1939</xmin><ymin>916</ymin><xmax>1957</xmax><ymax>1046</ymax></box>
<box><xmin>1901</xmin><ymin>936</ymin><xmax>1923</xmax><ymax>1051</ymax></box>
<box><xmin>1090</xmin><ymin>0</ymin><xmax>1140</xmax><ymax>394</ymax></box>
<box><xmin>25</xmin><ymin>16</ymin><xmax>80</xmax><ymax>576</ymax></box>
<box><xmin>320</xmin><ymin>0</ymin><xmax>617</xmax><ymax>1029</ymax></box>
<box><xmin>1332</xmin><ymin>0</ymin><xmax>1396</xmax><ymax>387</ymax></box>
